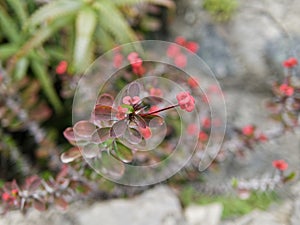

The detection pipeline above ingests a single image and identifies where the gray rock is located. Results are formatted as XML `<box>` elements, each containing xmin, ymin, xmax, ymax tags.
<box><xmin>170</xmin><ymin>0</ymin><xmax>300</xmax><ymax>88</ymax></box>
<box><xmin>184</xmin><ymin>203</ymin><xmax>223</xmax><ymax>225</ymax></box>
<box><xmin>0</xmin><ymin>186</ymin><xmax>184</xmax><ymax>225</ymax></box>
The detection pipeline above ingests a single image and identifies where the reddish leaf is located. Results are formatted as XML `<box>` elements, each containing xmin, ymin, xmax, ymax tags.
<box><xmin>55</xmin><ymin>197</ymin><xmax>68</xmax><ymax>210</ymax></box>
<box><xmin>63</xmin><ymin>127</ymin><xmax>76</xmax><ymax>143</ymax></box>
<box><xmin>60</xmin><ymin>147</ymin><xmax>82</xmax><ymax>163</ymax></box>
<box><xmin>33</xmin><ymin>199</ymin><xmax>46</xmax><ymax>211</ymax></box>
<box><xmin>134</xmin><ymin>114</ymin><xmax>147</xmax><ymax>128</ymax></box>
<box><xmin>73</xmin><ymin>121</ymin><xmax>96</xmax><ymax>139</ymax></box>
<box><xmin>25</xmin><ymin>176</ymin><xmax>41</xmax><ymax>192</ymax></box>
<box><xmin>125</xmin><ymin>127</ymin><xmax>142</xmax><ymax>144</ymax></box>
<box><xmin>96</xmin><ymin>93</ymin><xmax>114</xmax><ymax>106</ymax></box>
<box><xmin>144</xmin><ymin>115</ymin><xmax>164</xmax><ymax>127</ymax></box>
<box><xmin>91</xmin><ymin>127</ymin><xmax>110</xmax><ymax>143</ymax></box>
<box><xmin>110</xmin><ymin>119</ymin><xmax>127</xmax><ymax>137</ymax></box>
<box><xmin>94</xmin><ymin>105</ymin><xmax>116</xmax><ymax>121</ymax></box>
<box><xmin>127</xmin><ymin>82</ymin><xmax>141</xmax><ymax>97</ymax></box>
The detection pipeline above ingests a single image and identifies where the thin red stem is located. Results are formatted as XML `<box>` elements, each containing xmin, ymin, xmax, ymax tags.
<box><xmin>140</xmin><ymin>104</ymin><xmax>179</xmax><ymax>116</ymax></box>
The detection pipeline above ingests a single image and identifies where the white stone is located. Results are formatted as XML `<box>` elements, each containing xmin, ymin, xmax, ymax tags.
<box><xmin>184</xmin><ymin>203</ymin><xmax>223</xmax><ymax>225</ymax></box>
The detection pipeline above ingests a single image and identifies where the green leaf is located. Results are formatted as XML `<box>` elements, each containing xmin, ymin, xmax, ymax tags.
<box><xmin>0</xmin><ymin>44</ymin><xmax>18</xmax><ymax>60</ymax></box>
<box><xmin>6</xmin><ymin>0</ymin><xmax>28</xmax><ymax>25</ymax></box>
<box><xmin>14</xmin><ymin>15</ymin><xmax>73</xmax><ymax>61</ymax></box>
<box><xmin>95</xmin><ymin>1</ymin><xmax>137</xmax><ymax>44</ymax></box>
<box><xmin>73</xmin><ymin>7</ymin><xmax>97</xmax><ymax>72</ymax></box>
<box><xmin>112</xmin><ymin>140</ymin><xmax>133</xmax><ymax>163</ymax></box>
<box><xmin>0</xmin><ymin>5</ymin><xmax>20</xmax><ymax>42</ymax></box>
<box><xmin>14</xmin><ymin>57</ymin><xmax>29</xmax><ymax>80</ymax></box>
<box><xmin>284</xmin><ymin>172</ymin><xmax>296</xmax><ymax>183</ymax></box>
<box><xmin>31</xmin><ymin>59</ymin><xmax>63</xmax><ymax>113</ymax></box>
<box><xmin>26</xmin><ymin>0</ymin><xmax>82</xmax><ymax>29</ymax></box>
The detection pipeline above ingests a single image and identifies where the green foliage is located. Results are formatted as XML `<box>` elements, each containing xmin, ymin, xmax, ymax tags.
<box><xmin>203</xmin><ymin>0</ymin><xmax>238</xmax><ymax>22</ymax></box>
<box><xmin>179</xmin><ymin>186</ymin><xmax>279</xmax><ymax>219</ymax></box>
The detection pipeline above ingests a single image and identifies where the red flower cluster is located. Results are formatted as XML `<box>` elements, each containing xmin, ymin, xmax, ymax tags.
<box><xmin>122</xmin><ymin>96</ymin><xmax>140</xmax><ymax>105</ymax></box>
<box><xmin>167</xmin><ymin>36</ymin><xmax>199</xmax><ymax>68</ymax></box>
<box><xmin>279</xmin><ymin>84</ymin><xmax>294</xmax><ymax>96</ymax></box>
<box><xmin>127</xmin><ymin>52</ymin><xmax>145</xmax><ymax>76</ymax></box>
<box><xmin>1</xmin><ymin>189</ymin><xmax>18</xmax><ymax>203</ymax></box>
<box><xmin>176</xmin><ymin>92</ymin><xmax>195</xmax><ymax>112</ymax></box>
<box><xmin>187</xmin><ymin>76</ymin><xmax>200</xmax><ymax>88</ymax></box>
<box><xmin>175</xmin><ymin>36</ymin><xmax>199</xmax><ymax>53</ymax></box>
<box><xmin>150</xmin><ymin>87</ymin><xmax>163</xmax><ymax>97</ymax></box>
<box><xmin>282</xmin><ymin>57</ymin><xmax>298</xmax><ymax>68</ymax></box>
<box><xmin>198</xmin><ymin>131</ymin><xmax>208</xmax><ymax>142</ymax></box>
<box><xmin>139</xmin><ymin>126</ymin><xmax>152</xmax><ymax>139</ymax></box>
<box><xmin>272</xmin><ymin>160</ymin><xmax>288</xmax><ymax>171</ymax></box>
<box><xmin>56</xmin><ymin>60</ymin><xmax>68</xmax><ymax>75</ymax></box>
<box><xmin>242</xmin><ymin>125</ymin><xmax>255</xmax><ymax>136</ymax></box>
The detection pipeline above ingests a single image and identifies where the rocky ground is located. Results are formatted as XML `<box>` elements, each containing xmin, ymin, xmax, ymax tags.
<box><xmin>1</xmin><ymin>184</ymin><xmax>300</xmax><ymax>225</ymax></box>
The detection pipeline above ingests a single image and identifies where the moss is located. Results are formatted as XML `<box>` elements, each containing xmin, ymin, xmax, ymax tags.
<box><xmin>179</xmin><ymin>186</ymin><xmax>279</xmax><ymax>219</ymax></box>
<box><xmin>203</xmin><ymin>0</ymin><xmax>238</xmax><ymax>22</ymax></box>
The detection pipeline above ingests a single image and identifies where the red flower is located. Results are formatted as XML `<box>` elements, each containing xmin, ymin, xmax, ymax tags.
<box><xmin>272</xmin><ymin>160</ymin><xmax>288</xmax><ymax>171</ymax></box>
<box><xmin>283</xmin><ymin>57</ymin><xmax>298</xmax><ymax>68</ymax></box>
<box><xmin>122</xmin><ymin>96</ymin><xmax>140</xmax><ymax>105</ymax></box>
<box><xmin>185</xmin><ymin>42</ymin><xmax>199</xmax><ymax>53</ymax></box>
<box><xmin>198</xmin><ymin>131</ymin><xmax>208</xmax><ymax>142</ymax></box>
<box><xmin>150</xmin><ymin>88</ymin><xmax>163</xmax><ymax>97</ymax></box>
<box><xmin>116</xmin><ymin>106</ymin><xmax>128</xmax><ymax>120</ymax></box>
<box><xmin>175</xmin><ymin>36</ymin><xmax>186</xmax><ymax>45</ymax></box>
<box><xmin>167</xmin><ymin>44</ymin><xmax>180</xmax><ymax>58</ymax></box>
<box><xmin>148</xmin><ymin>105</ymin><xmax>160</xmax><ymax>115</ymax></box>
<box><xmin>258</xmin><ymin>133</ymin><xmax>268</xmax><ymax>142</ymax></box>
<box><xmin>174</xmin><ymin>54</ymin><xmax>187</xmax><ymax>68</ymax></box>
<box><xmin>56</xmin><ymin>60</ymin><xmax>68</xmax><ymax>75</ymax></box>
<box><xmin>127</xmin><ymin>52</ymin><xmax>139</xmax><ymax>62</ymax></box>
<box><xmin>139</xmin><ymin>126</ymin><xmax>152</xmax><ymax>139</ymax></box>
<box><xmin>187</xmin><ymin>76</ymin><xmax>199</xmax><ymax>88</ymax></box>
<box><xmin>176</xmin><ymin>92</ymin><xmax>195</xmax><ymax>112</ymax></box>
<box><xmin>201</xmin><ymin>117</ymin><xmax>211</xmax><ymax>129</ymax></box>
<box><xmin>279</xmin><ymin>84</ymin><xmax>294</xmax><ymax>96</ymax></box>
<box><xmin>2</xmin><ymin>192</ymin><xmax>10</xmax><ymax>201</ymax></box>
<box><xmin>187</xmin><ymin>124</ymin><xmax>198</xmax><ymax>135</ymax></box>
<box><xmin>242</xmin><ymin>125</ymin><xmax>255</xmax><ymax>136</ymax></box>
<box><xmin>114</xmin><ymin>53</ymin><xmax>123</xmax><ymax>68</ymax></box>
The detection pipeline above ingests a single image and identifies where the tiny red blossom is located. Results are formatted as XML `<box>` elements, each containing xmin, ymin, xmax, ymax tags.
<box><xmin>201</xmin><ymin>117</ymin><xmax>211</xmax><ymax>129</ymax></box>
<box><xmin>174</xmin><ymin>54</ymin><xmax>187</xmax><ymax>68</ymax></box>
<box><xmin>114</xmin><ymin>53</ymin><xmax>123</xmax><ymax>68</ymax></box>
<box><xmin>167</xmin><ymin>44</ymin><xmax>180</xmax><ymax>58</ymax></box>
<box><xmin>198</xmin><ymin>131</ymin><xmax>208</xmax><ymax>142</ymax></box>
<box><xmin>279</xmin><ymin>84</ymin><xmax>294</xmax><ymax>96</ymax></box>
<box><xmin>2</xmin><ymin>192</ymin><xmax>10</xmax><ymax>201</ymax></box>
<box><xmin>242</xmin><ymin>125</ymin><xmax>255</xmax><ymax>136</ymax></box>
<box><xmin>187</xmin><ymin>76</ymin><xmax>199</xmax><ymax>88</ymax></box>
<box><xmin>56</xmin><ymin>60</ymin><xmax>68</xmax><ymax>75</ymax></box>
<box><xmin>283</xmin><ymin>57</ymin><xmax>298</xmax><ymax>68</ymax></box>
<box><xmin>187</xmin><ymin>124</ymin><xmax>198</xmax><ymax>135</ymax></box>
<box><xmin>148</xmin><ymin>105</ymin><xmax>159</xmax><ymax>115</ymax></box>
<box><xmin>272</xmin><ymin>160</ymin><xmax>288</xmax><ymax>171</ymax></box>
<box><xmin>139</xmin><ymin>126</ymin><xmax>152</xmax><ymax>139</ymax></box>
<box><xmin>150</xmin><ymin>88</ymin><xmax>163</xmax><ymax>97</ymax></box>
<box><xmin>185</xmin><ymin>42</ymin><xmax>199</xmax><ymax>53</ymax></box>
<box><xmin>176</xmin><ymin>92</ymin><xmax>195</xmax><ymax>112</ymax></box>
<box><xmin>116</xmin><ymin>106</ymin><xmax>128</xmax><ymax>120</ymax></box>
<box><xmin>127</xmin><ymin>52</ymin><xmax>139</xmax><ymax>62</ymax></box>
<box><xmin>175</xmin><ymin>36</ymin><xmax>186</xmax><ymax>45</ymax></box>
<box><xmin>258</xmin><ymin>133</ymin><xmax>268</xmax><ymax>142</ymax></box>
<box><xmin>123</xmin><ymin>96</ymin><xmax>140</xmax><ymax>105</ymax></box>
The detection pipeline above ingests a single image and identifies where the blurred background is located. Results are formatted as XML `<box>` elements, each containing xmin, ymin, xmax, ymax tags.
<box><xmin>0</xmin><ymin>0</ymin><xmax>300</xmax><ymax>224</ymax></box>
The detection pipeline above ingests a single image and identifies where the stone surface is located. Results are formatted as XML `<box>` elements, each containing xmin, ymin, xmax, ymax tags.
<box><xmin>0</xmin><ymin>186</ymin><xmax>184</xmax><ymax>225</ymax></box>
<box><xmin>185</xmin><ymin>203</ymin><xmax>223</xmax><ymax>225</ymax></box>
<box><xmin>170</xmin><ymin>0</ymin><xmax>300</xmax><ymax>88</ymax></box>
